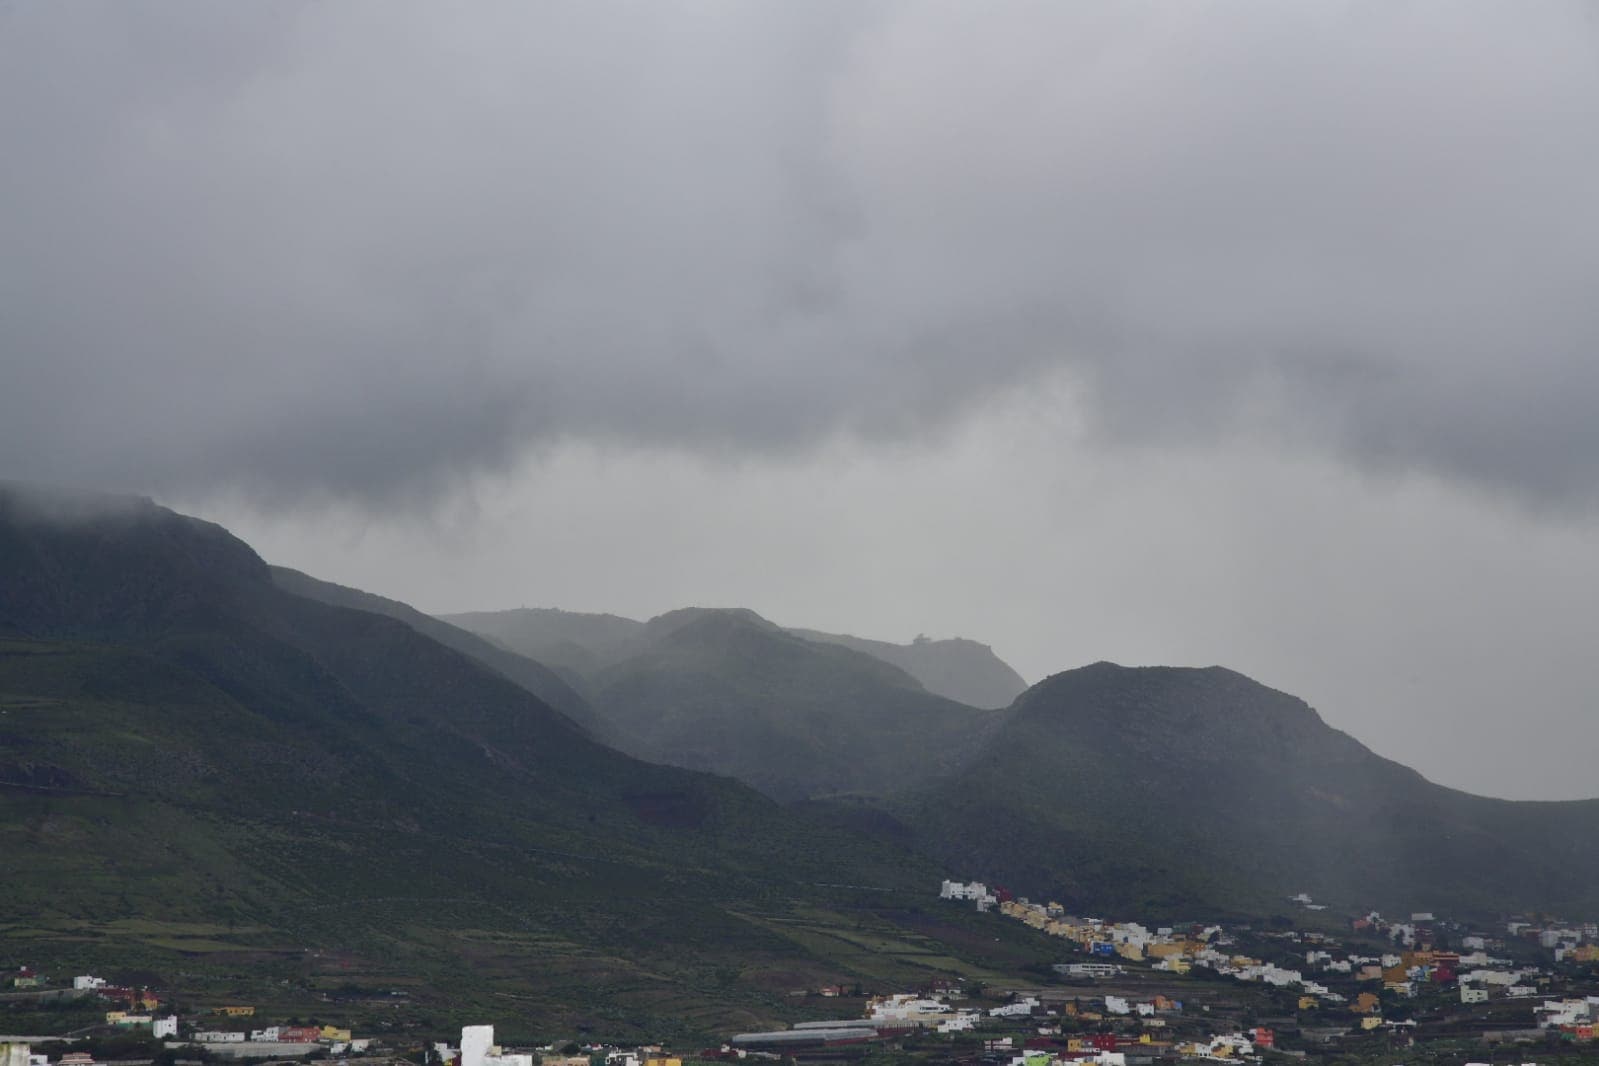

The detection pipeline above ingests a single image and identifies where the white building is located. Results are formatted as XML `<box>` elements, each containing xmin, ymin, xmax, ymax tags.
<box><xmin>194</xmin><ymin>1032</ymin><xmax>246</xmax><ymax>1044</ymax></box>
<box><xmin>868</xmin><ymin>993</ymin><xmax>953</xmax><ymax>1024</ymax></box>
<box><xmin>1540</xmin><ymin>928</ymin><xmax>1580</xmax><ymax>949</ymax></box>
<box><xmin>1461</xmin><ymin>987</ymin><xmax>1489</xmax><ymax>1004</ymax></box>
<box><xmin>988</xmin><ymin>997</ymin><xmax>1039</xmax><ymax>1018</ymax></box>
<box><xmin>153</xmin><ymin>1017</ymin><xmax>178</xmax><ymax>1039</ymax></box>
<box><xmin>1536</xmin><ymin>999</ymin><xmax>1594</xmax><ymax>1028</ymax></box>
<box><xmin>73</xmin><ymin>977</ymin><xmax>106</xmax><ymax>991</ymax></box>
<box><xmin>460</xmin><ymin>1026</ymin><xmax>495</xmax><ymax>1066</ymax></box>
<box><xmin>939</xmin><ymin>880</ymin><xmax>996</xmax><ymax>908</ymax></box>
<box><xmin>1235</xmin><ymin>963</ymin><xmax>1303</xmax><ymax>987</ymax></box>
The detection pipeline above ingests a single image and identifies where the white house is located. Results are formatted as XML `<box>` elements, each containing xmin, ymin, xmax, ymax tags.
<box><xmin>939</xmin><ymin>880</ymin><xmax>996</xmax><ymax>908</ymax></box>
<box><xmin>988</xmin><ymin>997</ymin><xmax>1039</xmax><ymax>1018</ymax></box>
<box><xmin>1460</xmin><ymin>987</ymin><xmax>1489</xmax><ymax>1004</ymax></box>
<box><xmin>936</xmin><ymin>1012</ymin><xmax>978</xmax><ymax>1033</ymax></box>
<box><xmin>1536</xmin><ymin>999</ymin><xmax>1593</xmax><ymax>1028</ymax></box>
<box><xmin>73</xmin><ymin>977</ymin><xmax>106</xmax><ymax>991</ymax></box>
<box><xmin>152</xmin><ymin>1017</ymin><xmax>178</xmax><ymax>1039</ymax></box>
<box><xmin>871</xmin><ymin>993</ymin><xmax>953</xmax><ymax>1021</ymax></box>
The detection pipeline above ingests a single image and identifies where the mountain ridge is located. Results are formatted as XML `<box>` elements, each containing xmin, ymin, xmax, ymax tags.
<box><xmin>888</xmin><ymin>660</ymin><xmax>1599</xmax><ymax>918</ymax></box>
<box><xmin>0</xmin><ymin>483</ymin><xmax>957</xmax><ymax>1036</ymax></box>
<box><xmin>585</xmin><ymin>606</ymin><xmax>1000</xmax><ymax>801</ymax></box>
<box><xmin>444</xmin><ymin>604</ymin><xmax>1031</xmax><ymax>709</ymax></box>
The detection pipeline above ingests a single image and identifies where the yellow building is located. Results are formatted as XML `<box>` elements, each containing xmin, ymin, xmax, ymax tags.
<box><xmin>1360</xmin><ymin>1015</ymin><xmax>1383</xmax><ymax>1031</ymax></box>
<box><xmin>105</xmin><ymin>1012</ymin><xmax>127</xmax><ymax>1024</ymax></box>
<box><xmin>218</xmin><ymin>1006</ymin><xmax>255</xmax><ymax>1017</ymax></box>
<box><xmin>1116</xmin><ymin>942</ymin><xmax>1145</xmax><ymax>961</ymax></box>
<box><xmin>320</xmin><ymin>1027</ymin><xmax>352</xmax><ymax>1042</ymax></box>
<box><xmin>1298</xmin><ymin>996</ymin><xmax>1319</xmax><ymax>1011</ymax></box>
<box><xmin>641</xmin><ymin>1058</ymin><xmax>681</xmax><ymax>1066</ymax></box>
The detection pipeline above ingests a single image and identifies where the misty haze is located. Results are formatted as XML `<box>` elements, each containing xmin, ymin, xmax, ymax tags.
<box><xmin>3</xmin><ymin>3</ymin><xmax>1598</xmax><ymax>1063</ymax></box>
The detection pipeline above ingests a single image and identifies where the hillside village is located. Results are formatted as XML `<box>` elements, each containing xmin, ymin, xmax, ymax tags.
<box><xmin>8</xmin><ymin>875</ymin><xmax>1599</xmax><ymax>1066</ymax></box>
<box><xmin>688</xmin><ymin>883</ymin><xmax>1599</xmax><ymax>1064</ymax></box>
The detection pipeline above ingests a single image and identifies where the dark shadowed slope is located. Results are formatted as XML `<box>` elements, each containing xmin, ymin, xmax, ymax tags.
<box><xmin>787</xmin><ymin>628</ymin><xmax>1027</xmax><ymax>709</ymax></box>
<box><xmin>587</xmin><ymin>607</ymin><xmax>1002</xmax><ymax>802</ymax></box>
<box><xmin>269</xmin><ymin>564</ymin><xmax>621</xmax><ymax>742</ymax></box>
<box><xmin>0</xmin><ymin>484</ymin><xmax>945</xmax><ymax>1035</ymax></box>
<box><xmin>893</xmin><ymin>662</ymin><xmax>1599</xmax><ymax>918</ymax></box>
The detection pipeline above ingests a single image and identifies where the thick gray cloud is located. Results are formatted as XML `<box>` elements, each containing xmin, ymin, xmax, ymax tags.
<box><xmin>4</xmin><ymin>1</ymin><xmax>1598</xmax><ymax>508</ymax></box>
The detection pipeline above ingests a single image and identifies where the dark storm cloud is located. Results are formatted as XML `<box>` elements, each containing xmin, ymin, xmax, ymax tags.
<box><xmin>3</xmin><ymin>1</ymin><xmax>1597</xmax><ymax>508</ymax></box>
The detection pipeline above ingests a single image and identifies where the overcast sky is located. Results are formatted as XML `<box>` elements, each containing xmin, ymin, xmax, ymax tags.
<box><xmin>4</xmin><ymin>1</ymin><xmax>1598</xmax><ymax>799</ymax></box>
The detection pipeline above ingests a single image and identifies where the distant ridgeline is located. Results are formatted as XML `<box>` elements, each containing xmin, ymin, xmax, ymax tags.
<box><xmin>443</xmin><ymin>600</ymin><xmax>1599</xmax><ymax>920</ymax></box>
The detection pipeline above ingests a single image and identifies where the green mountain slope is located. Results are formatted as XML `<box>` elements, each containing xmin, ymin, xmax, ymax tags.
<box><xmin>0</xmin><ymin>485</ymin><xmax>976</xmax><ymax>1037</ymax></box>
<box><xmin>587</xmin><ymin>608</ymin><xmax>1002</xmax><ymax>802</ymax></box>
<box><xmin>891</xmin><ymin>661</ymin><xmax>1599</xmax><ymax>918</ymax></box>
<box><xmin>787</xmin><ymin>628</ymin><xmax>1027</xmax><ymax>709</ymax></box>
